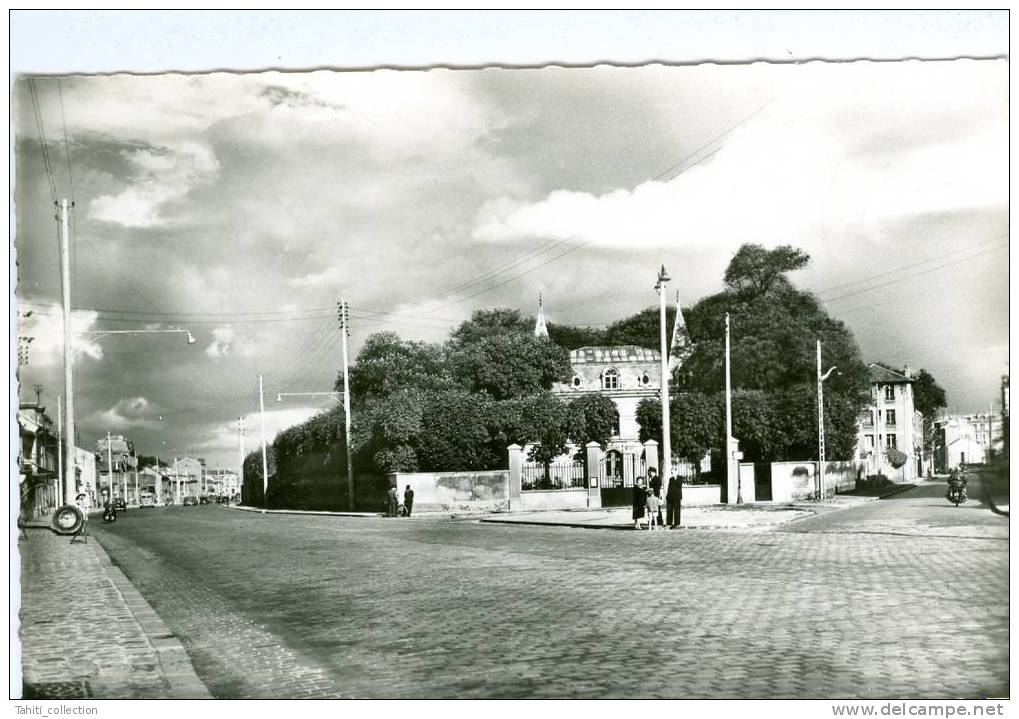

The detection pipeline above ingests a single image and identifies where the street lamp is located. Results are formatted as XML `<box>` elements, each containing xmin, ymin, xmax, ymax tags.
<box><xmin>654</xmin><ymin>265</ymin><xmax>672</xmax><ymax>489</ymax></box>
<box><xmin>816</xmin><ymin>339</ymin><xmax>839</xmax><ymax>500</ymax></box>
<box><xmin>80</xmin><ymin>328</ymin><xmax>197</xmax><ymax>344</ymax></box>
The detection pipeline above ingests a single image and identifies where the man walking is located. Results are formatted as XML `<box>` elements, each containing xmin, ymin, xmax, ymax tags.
<box><xmin>404</xmin><ymin>484</ymin><xmax>414</xmax><ymax>517</ymax></box>
<box><xmin>666</xmin><ymin>475</ymin><xmax>682</xmax><ymax>529</ymax></box>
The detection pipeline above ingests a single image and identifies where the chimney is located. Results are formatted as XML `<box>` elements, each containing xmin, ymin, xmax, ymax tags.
<box><xmin>903</xmin><ymin>365</ymin><xmax>912</xmax><ymax>378</ymax></box>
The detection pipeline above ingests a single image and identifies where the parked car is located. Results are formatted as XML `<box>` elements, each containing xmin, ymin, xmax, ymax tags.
<box><xmin>183</xmin><ymin>496</ymin><xmax>198</xmax><ymax>507</ymax></box>
<box><xmin>139</xmin><ymin>495</ymin><xmax>155</xmax><ymax>508</ymax></box>
<box><xmin>112</xmin><ymin>497</ymin><xmax>128</xmax><ymax>512</ymax></box>
<box><xmin>199</xmin><ymin>496</ymin><xmax>210</xmax><ymax>505</ymax></box>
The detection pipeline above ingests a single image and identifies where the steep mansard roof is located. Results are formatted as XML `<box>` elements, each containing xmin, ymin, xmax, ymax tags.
<box><xmin>570</xmin><ymin>345</ymin><xmax>661</xmax><ymax>364</ymax></box>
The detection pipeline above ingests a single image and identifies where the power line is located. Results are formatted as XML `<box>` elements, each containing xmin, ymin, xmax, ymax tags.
<box><xmin>56</xmin><ymin>78</ymin><xmax>76</xmax><ymax>203</ymax></box>
<box><xmin>26</xmin><ymin>78</ymin><xmax>58</xmax><ymax>203</ymax></box>
<box><xmin>816</xmin><ymin>235</ymin><xmax>1008</xmax><ymax>300</ymax></box>
<box><xmin>409</xmin><ymin>97</ymin><xmax>780</xmax><ymax>317</ymax></box>
<box><xmin>821</xmin><ymin>241</ymin><xmax>1008</xmax><ymax>304</ymax></box>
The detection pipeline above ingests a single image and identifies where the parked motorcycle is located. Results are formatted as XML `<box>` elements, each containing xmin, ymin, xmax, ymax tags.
<box><xmin>102</xmin><ymin>501</ymin><xmax>118</xmax><ymax>523</ymax></box>
<box><xmin>946</xmin><ymin>470</ymin><xmax>968</xmax><ymax>506</ymax></box>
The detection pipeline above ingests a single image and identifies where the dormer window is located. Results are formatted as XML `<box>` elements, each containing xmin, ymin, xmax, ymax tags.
<box><xmin>602</xmin><ymin>368</ymin><xmax>619</xmax><ymax>390</ymax></box>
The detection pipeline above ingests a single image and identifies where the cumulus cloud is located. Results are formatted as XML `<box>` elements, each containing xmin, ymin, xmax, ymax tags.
<box><xmin>206</xmin><ymin>327</ymin><xmax>236</xmax><ymax>358</ymax></box>
<box><xmin>473</xmin><ymin>100</ymin><xmax>1006</xmax><ymax>259</ymax></box>
<box><xmin>19</xmin><ymin>309</ymin><xmax>104</xmax><ymax>367</ymax></box>
<box><xmin>90</xmin><ymin>141</ymin><xmax>220</xmax><ymax>227</ymax></box>
<box><xmin>91</xmin><ymin>396</ymin><xmax>159</xmax><ymax>430</ymax></box>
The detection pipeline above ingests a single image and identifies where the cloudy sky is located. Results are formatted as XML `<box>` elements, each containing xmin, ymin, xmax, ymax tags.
<box><xmin>14</xmin><ymin>60</ymin><xmax>1008</xmax><ymax>468</ymax></box>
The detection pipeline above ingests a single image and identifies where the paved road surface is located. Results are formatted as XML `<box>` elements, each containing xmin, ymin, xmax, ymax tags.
<box><xmin>91</xmin><ymin>486</ymin><xmax>1007</xmax><ymax>699</ymax></box>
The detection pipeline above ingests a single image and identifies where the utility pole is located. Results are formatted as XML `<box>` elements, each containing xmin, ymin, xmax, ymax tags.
<box><xmin>56</xmin><ymin>395</ymin><xmax>63</xmax><ymax>508</ymax></box>
<box><xmin>725</xmin><ymin>313</ymin><xmax>741</xmax><ymax>503</ymax></box>
<box><xmin>339</xmin><ymin>299</ymin><xmax>355</xmax><ymax>510</ymax></box>
<box><xmin>817</xmin><ymin>340</ymin><xmax>826</xmax><ymax>500</ymax></box>
<box><xmin>988</xmin><ymin>401</ymin><xmax>994</xmax><ymax>461</ymax></box>
<box><xmin>259</xmin><ymin>374</ymin><xmax>270</xmax><ymax>508</ymax></box>
<box><xmin>133</xmin><ymin>456</ymin><xmax>139</xmax><ymax>505</ymax></box>
<box><xmin>106</xmin><ymin>431</ymin><xmax>113</xmax><ymax>503</ymax></box>
<box><xmin>238</xmin><ymin>416</ymin><xmax>245</xmax><ymax>499</ymax></box>
<box><xmin>59</xmin><ymin>198</ymin><xmax>76</xmax><ymax>505</ymax></box>
<box><xmin>654</xmin><ymin>268</ymin><xmax>672</xmax><ymax>484</ymax></box>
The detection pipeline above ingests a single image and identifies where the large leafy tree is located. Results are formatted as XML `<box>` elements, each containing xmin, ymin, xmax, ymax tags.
<box><xmin>446</xmin><ymin>308</ymin><xmax>573</xmax><ymax>400</ymax></box>
<box><xmin>416</xmin><ymin>391</ymin><xmax>501</xmax><ymax>471</ymax></box>
<box><xmin>568</xmin><ymin>393</ymin><xmax>619</xmax><ymax>447</ymax></box>
<box><xmin>911</xmin><ymin>368</ymin><xmax>947</xmax><ymax>453</ymax></box>
<box><xmin>912</xmin><ymin>369</ymin><xmax>947</xmax><ymax>418</ymax></box>
<box><xmin>638</xmin><ymin>243</ymin><xmax>870</xmax><ymax>465</ymax></box>
<box><xmin>723</xmin><ymin>243</ymin><xmax>810</xmax><ymax>298</ymax></box>
<box><xmin>343</xmin><ymin>332</ymin><xmax>451</xmax><ymax>403</ymax></box>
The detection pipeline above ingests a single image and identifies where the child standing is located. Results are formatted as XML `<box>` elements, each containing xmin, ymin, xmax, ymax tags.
<box><xmin>645</xmin><ymin>489</ymin><xmax>660</xmax><ymax>531</ymax></box>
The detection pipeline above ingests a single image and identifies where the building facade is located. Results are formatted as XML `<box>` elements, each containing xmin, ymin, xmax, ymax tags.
<box><xmin>855</xmin><ymin>364</ymin><xmax>923</xmax><ymax>481</ymax></box>
<box><xmin>937</xmin><ymin>412</ymin><xmax>1004</xmax><ymax>470</ymax></box>
<box><xmin>17</xmin><ymin>402</ymin><xmax>60</xmax><ymax>517</ymax></box>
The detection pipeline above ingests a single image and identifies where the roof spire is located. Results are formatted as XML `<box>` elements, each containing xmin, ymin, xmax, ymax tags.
<box><xmin>534</xmin><ymin>290</ymin><xmax>549</xmax><ymax>339</ymax></box>
<box><xmin>669</xmin><ymin>288</ymin><xmax>693</xmax><ymax>372</ymax></box>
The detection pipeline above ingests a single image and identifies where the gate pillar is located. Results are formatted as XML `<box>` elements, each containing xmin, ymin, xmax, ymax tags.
<box><xmin>584</xmin><ymin>442</ymin><xmax>602</xmax><ymax>509</ymax></box>
<box><xmin>507</xmin><ymin>444</ymin><xmax>523</xmax><ymax>509</ymax></box>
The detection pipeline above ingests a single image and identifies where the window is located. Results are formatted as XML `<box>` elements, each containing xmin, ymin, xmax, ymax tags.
<box><xmin>864</xmin><ymin>434</ymin><xmax>874</xmax><ymax>450</ymax></box>
<box><xmin>571</xmin><ymin>375</ymin><xmax>582</xmax><ymax>389</ymax></box>
<box><xmin>884</xmin><ymin>384</ymin><xmax>895</xmax><ymax>401</ymax></box>
<box><xmin>602</xmin><ymin>368</ymin><xmax>619</xmax><ymax>390</ymax></box>
<box><xmin>885</xmin><ymin>434</ymin><xmax>897</xmax><ymax>448</ymax></box>
<box><xmin>885</xmin><ymin>409</ymin><xmax>896</xmax><ymax>426</ymax></box>
<box><xmin>640</xmin><ymin>372</ymin><xmax>651</xmax><ymax>387</ymax></box>
<box><xmin>863</xmin><ymin>410</ymin><xmax>874</xmax><ymax>427</ymax></box>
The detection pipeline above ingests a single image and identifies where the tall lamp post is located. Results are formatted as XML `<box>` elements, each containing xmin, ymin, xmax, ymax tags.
<box><xmin>654</xmin><ymin>266</ymin><xmax>672</xmax><ymax>484</ymax></box>
<box><xmin>816</xmin><ymin>339</ymin><xmax>838</xmax><ymax>500</ymax></box>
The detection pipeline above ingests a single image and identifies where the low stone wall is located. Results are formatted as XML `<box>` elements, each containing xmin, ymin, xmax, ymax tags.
<box><xmin>515</xmin><ymin>489</ymin><xmax>591</xmax><ymax>511</ymax></box>
<box><xmin>682</xmin><ymin>484</ymin><xmax>722</xmax><ymax>506</ymax></box>
<box><xmin>824</xmin><ymin>460</ymin><xmax>862</xmax><ymax>494</ymax></box>
<box><xmin>388</xmin><ymin>471</ymin><xmax>510</xmax><ymax>514</ymax></box>
<box><xmin>771</xmin><ymin>461</ymin><xmax>818</xmax><ymax>502</ymax></box>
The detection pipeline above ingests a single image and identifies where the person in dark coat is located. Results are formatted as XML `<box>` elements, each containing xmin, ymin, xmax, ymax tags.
<box><xmin>666</xmin><ymin>475</ymin><xmax>683</xmax><ymax>528</ymax></box>
<box><xmin>404</xmin><ymin>485</ymin><xmax>414</xmax><ymax>517</ymax></box>
<box><xmin>649</xmin><ymin>469</ymin><xmax>665</xmax><ymax>527</ymax></box>
<box><xmin>632</xmin><ymin>478</ymin><xmax>646</xmax><ymax>530</ymax></box>
<box><xmin>386</xmin><ymin>486</ymin><xmax>399</xmax><ymax>517</ymax></box>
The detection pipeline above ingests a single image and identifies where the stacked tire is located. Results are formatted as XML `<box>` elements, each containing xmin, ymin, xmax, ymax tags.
<box><xmin>51</xmin><ymin>505</ymin><xmax>84</xmax><ymax>535</ymax></box>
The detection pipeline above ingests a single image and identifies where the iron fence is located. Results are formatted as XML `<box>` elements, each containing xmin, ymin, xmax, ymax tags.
<box><xmin>521</xmin><ymin>460</ymin><xmax>586</xmax><ymax>490</ymax></box>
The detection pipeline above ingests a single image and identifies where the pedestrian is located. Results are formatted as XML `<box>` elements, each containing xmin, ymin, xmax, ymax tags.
<box><xmin>666</xmin><ymin>475</ymin><xmax>682</xmax><ymax>529</ymax></box>
<box><xmin>645</xmin><ymin>489</ymin><xmax>660</xmax><ymax>530</ymax></box>
<box><xmin>387</xmin><ymin>486</ymin><xmax>399</xmax><ymax>517</ymax></box>
<box><xmin>632</xmin><ymin>477</ymin><xmax>646</xmax><ymax>530</ymax></box>
<box><xmin>404</xmin><ymin>484</ymin><xmax>414</xmax><ymax>517</ymax></box>
<box><xmin>649</xmin><ymin>469</ymin><xmax>665</xmax><ymax>528</ymax></box>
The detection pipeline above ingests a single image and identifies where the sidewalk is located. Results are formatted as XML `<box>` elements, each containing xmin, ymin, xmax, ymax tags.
<box><xmin>17</xmin><ymin>527</ymin><xmax>211</xmax><ymax>699</ymax></box>
<box><xmin>480</xmin><ymin>496</ymin><xmax>875</xmax><ymax>530</ymax></box>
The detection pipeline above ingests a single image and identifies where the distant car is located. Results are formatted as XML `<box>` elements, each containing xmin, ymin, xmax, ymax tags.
<box><xmin>139</xmin><ymin>495</ymin><xmax>155</xmax><ymax>508</ymax></box>
<box><xmin>199</xmin><ymin>496</ymin><xmax>210</xmax><ymax>505</ymax></box>
<box><xmin>183</xmin><ymin>496</ymin><xmax>199</xmax><ymax>507</ymax></box>
<box><xmin>112</xmin><ymin>497</ymin><xmax>128</xmax><ymax>512</ymax></box>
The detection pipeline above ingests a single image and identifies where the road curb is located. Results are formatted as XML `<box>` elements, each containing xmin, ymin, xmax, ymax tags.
<box><xmin>225</xmin><ymin>504</ymin><xmax>384</xmax><ymax>518</ymax></box>
<box><xmin>89</xmin><ymin>538</ymin><xmax>212</xmax><ymax>698</ymax></box>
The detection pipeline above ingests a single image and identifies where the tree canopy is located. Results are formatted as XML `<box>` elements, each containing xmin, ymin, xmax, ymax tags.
<box><xmin>636</xmin><ymin>243</ymin><xmax>870</xmax><ymax>465</ymax></box>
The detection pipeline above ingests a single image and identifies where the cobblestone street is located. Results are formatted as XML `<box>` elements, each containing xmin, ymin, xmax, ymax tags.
<box><xmin>80</xmin><ymin>479</ymin><xmax>1009</xmax><ymax>699</ymax></box>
